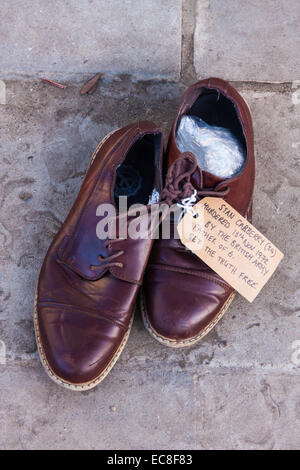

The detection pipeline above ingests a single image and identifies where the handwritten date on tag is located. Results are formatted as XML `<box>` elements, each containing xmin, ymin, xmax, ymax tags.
<box><xmin>177</xmin><ymin>197</ymin><xmax>284</xmax><ymax>302</ymax></box>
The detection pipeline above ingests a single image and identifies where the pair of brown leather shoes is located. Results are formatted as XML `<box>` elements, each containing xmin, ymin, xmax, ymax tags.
<box><xmin>35</xmin><ymin>78</ymin><xmax>254</xmax><ymax>390</ymax></box>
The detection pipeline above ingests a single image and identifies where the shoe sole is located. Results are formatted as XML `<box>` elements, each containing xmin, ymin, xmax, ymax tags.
<box><xmin>140</xmin><ymin>289</ymin><xmax>236</xmax><ymax>348</ymax></box>
<box><xmin>34</xmin><ymin>128</ymin><xmax>135</xmax><ymax>391</ymax></box>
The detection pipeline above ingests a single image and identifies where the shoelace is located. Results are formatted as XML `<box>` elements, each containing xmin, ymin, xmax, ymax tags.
<box><xmin>90</xmin><ymin>153</ymin><xmax>229</xmax><ymax>271</ymax></box>
<box><xmin>89</xmin><ymin>204</ymin><xmax>151</xmax><ymax>272</ymax></box>
<box><xmin>160</xmin><ymin>153</ymin><xmax>230</xmax><ymax>210</ymax></box>
<box><xmin>90</xmin><ymin>239</ymin><xmax>124</xmax><ymax>270</ymax></box>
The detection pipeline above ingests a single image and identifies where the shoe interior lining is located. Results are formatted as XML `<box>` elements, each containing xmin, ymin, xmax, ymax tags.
<box><xmin>114</xmin><ymin>133</ymin><xmax>161</xmax><ymax>207</ymax></box>
<box><xmin>187</xmin><ymin>88</ymin><xmax>247</xmax><ymax>153</ymax></box>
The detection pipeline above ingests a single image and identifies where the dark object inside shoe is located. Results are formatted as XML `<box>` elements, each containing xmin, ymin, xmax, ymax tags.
<box><xmin>114</xmin><ymin>133</ymin><xmax>161</xmax><ymax>206</ymax></box>
<box><xmin>187</xmin><ymin>89</ymin><xmax>246</xmax><ymax>153</ymax></box>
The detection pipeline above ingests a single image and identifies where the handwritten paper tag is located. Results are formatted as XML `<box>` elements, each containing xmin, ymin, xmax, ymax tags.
<box><xmin>177</xmin><ymin>197</ymin><xmax>284</xmax><ymax>302</ymax></box>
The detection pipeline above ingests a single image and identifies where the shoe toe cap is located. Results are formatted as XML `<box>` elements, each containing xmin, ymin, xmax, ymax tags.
<box><xmin>143</xmin><ymin>268</ymin><xmax>232</xmax><ymax>344</ymax></box>
<box><xmin>36</xmin><ymin>304</ymin><xmax>125</xmax><ymax>386</ymax></box>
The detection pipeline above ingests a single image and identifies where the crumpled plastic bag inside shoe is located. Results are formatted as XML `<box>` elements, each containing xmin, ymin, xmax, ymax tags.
<box><xmin>176</xmin><ymin>115</ymin><xmax>245</xmax><ymax>179</ymax></box>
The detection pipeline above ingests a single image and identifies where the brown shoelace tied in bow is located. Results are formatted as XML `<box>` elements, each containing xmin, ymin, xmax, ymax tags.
<box><xmin>160</xmin><ymin>152</ymin><xmax>230</xmax><ymax>206</ymax></box>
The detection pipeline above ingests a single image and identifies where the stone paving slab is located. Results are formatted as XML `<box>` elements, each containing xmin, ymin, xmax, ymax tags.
<box><xmin>194</xmin><ymin>0</ymin><xmax>300</xmax><ymax>81</ymax></box>
<box><xmin>0</xmin><ymin>0</ymin><xmax>182</xmax><ymax>80</ymax></box>
<box><xmin>1</xmin><ymin>366</ymin><xmax>299</xmax><ymax>449</ymax></box>
<box><xmin>0</xmin><ymin>79</ymin><xmax>299</xmax><ymax>449</ymax></box>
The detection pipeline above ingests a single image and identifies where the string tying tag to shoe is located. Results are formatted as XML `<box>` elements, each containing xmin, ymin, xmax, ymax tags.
<box><xmin>177</xmin><ymin>189</ymin><xmax>198</xmax><ymax>222</ymax></box>
<box><xmin>177</xmin><ymin>197</ymin><xmax>284</xmax><ymax>302</ymax></box>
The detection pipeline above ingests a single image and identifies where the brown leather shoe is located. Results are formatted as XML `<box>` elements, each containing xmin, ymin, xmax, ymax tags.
<box><xmin>35</xmin><ymin>122</ymin><xmax>163</xmax><ymax>389</ymax></box>
<box><xmin>141</xmin><ymin>78</ymin><xmax>255</xmax><ymax>347</ymax></box>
